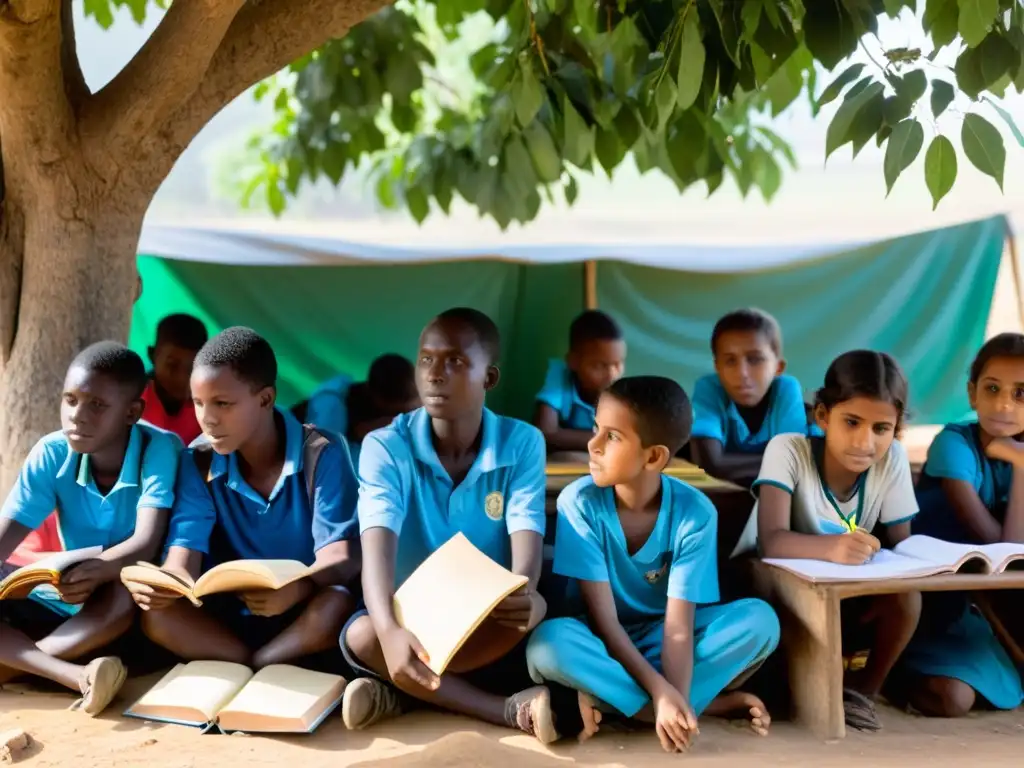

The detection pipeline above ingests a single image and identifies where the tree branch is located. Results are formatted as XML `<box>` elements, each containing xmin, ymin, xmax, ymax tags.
<box><xmin>136</xmin><ymin>0</ymin><xmax>393</xmax><ymax>185</ymax></box>
<box><xmin>82</xmin><ymin>0</ymin><xmax>247</xmax><ymax>149</ymax></box>
<box><xmin>60</xmin><ymin>0</ymin><xmax>88</xmax><ymax>109</ymax></box>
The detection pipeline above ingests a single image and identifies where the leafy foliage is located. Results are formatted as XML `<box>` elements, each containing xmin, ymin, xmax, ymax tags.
<box><xmin>84</xmin><ymin>0</ymin><xmax>1024</xmax><ymax>223</ymax></box>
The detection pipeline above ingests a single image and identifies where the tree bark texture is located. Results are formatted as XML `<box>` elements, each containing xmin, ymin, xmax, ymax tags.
<box><xmin>0</xmin><ymin>0</ymin><xmax>391</xmax><ymax>491</ymax></box>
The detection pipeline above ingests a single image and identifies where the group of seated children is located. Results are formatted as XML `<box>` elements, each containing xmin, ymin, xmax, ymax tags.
<box><xmin>0</xmin><ymin>301</ymin><xmax>1022</xmax><ymax>752</ymax></box>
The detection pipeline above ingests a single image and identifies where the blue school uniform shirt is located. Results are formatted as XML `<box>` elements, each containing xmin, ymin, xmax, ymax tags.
<box><xmin>1</xmin><ymin>422</ymin><xmax>182</xmax><ymax>615</ymax></box>
<box><xmin>306</xmin><ymin>373</ymin><xmax>353</xmax><ymax>438</ymax></box>
<box><xmin>914</xmin><ymin>422</ymin><xmax>1013</xmax><ymax>543</ymax></box>
<box><xmin>535</xmin><ymin>359</ymin><xmax>595</xmax><ymax>431</ymax></box>
<box><xmin>358</xmin><ymin>407</ymin><xmax>547</xmax><ymax>589</ymax></box>
<box><xmin>166</xmin><ymin>408</ymin><xmax>359</xmax><ymax>567</ymax></box>
<box><xmin>553</xmin><ymin>475</ymin><xmax>719</xmax><ymax>626</ymax></box>
<box><xmin>690</xmin><ymin>373</ymin><xmax>811</xmax><ymax>452</ymax></box>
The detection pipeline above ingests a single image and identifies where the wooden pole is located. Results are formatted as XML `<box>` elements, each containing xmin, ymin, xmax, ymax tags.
<box><xmin>584</xmin><ymin>260</ymin><xmax>597</xmax><ymax>309</ymax></box>
<box><xmin>1005</xmin><ymin>218</ymin><xmax>1024</xmax><ymax>331</ymax></box>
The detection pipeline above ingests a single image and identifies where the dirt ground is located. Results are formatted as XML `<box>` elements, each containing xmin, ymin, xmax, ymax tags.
<box><xmin>1</xmin><ymin>675</ymin><xmax>1022</xmax><ymax>768</ymax></box>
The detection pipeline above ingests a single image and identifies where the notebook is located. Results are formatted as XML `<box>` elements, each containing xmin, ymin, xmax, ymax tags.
<box><xmin>393</xmin><ymin>532</ymin><xmax>529</xmax><ymax>676</ymax></box>
<box><xmin>765</xmin><ymin>535</ymin><xmax>1024</xmax><ymax>583</ymax></box>
<box><xmin>0</xmin><ymin>547</ymin><xmax>103</xmax><ymax>600</ymax></box>
<box><xmin>119</xmin><ymin>559</ymin><xmax>319</xmax><ymax>607</ymax></box>
<box><xmin>123</xmin><ymin>661</ymin><xmax>345</xmax><ymax>733</ymax></box>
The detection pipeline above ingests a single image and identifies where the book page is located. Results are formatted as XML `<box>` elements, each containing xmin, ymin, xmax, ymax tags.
<box><xmin>0</xmin><ymin>546</ymin><xmax>103</xmax><ymax>597</ymax></box>
<box><xmin>893</xmin><ymin>535</ymin><xmax>992</xmax><ymax>571</ymax></box>
<box><xmin>975</xmin><ymin>542</ymin><xmax>1024</xmax><ymax>572</ymax></box>
<box><xmin>393</xmin><ymin>533</ymin><xmax>529</xmax><ymax>676</ymax></box>
<box><xmin>126</xmin><ymin>661</ymin><xmax>253</xmax><ymax>723</ymax></box>
<box><xmin>217</xmin><ymin>665</ymin><xmax>345</xmax><ymax>732</ymax></box>
<box><xmin>119</xmin><ymin>564</ymin><xmax>197</xmax><ymax>598</ymax></box>
<box><xmin>192</xmin><ymin>559</ymin><xmax>311</xmax><ymax>598</ymax></box>
<box><xmin>764</xmin><ymin>548</ymin><xmax>955</xmax><ymax>583</ymax></box>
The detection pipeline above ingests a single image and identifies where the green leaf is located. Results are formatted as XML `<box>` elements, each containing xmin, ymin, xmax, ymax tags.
<box><xmin>803</xmin><ymin>0</ymin><xmax>859</xmax><ymax>70</ymax></box>
<box><xmin>882</xmin><ymin>94</ymin><xmax>913</xmax><ymax>126</ymax></box>
<box><xmin>741</xmin><ymin>2</ymin><xmax>762</xmax><ymax>39</ymax></box>
<box><xmin>512</xmin><ymin>65</ymin><xmax>545</xmax><ymax>127</ymax></box>
<box><xmin>756</xmin><ymin>126</ymin><xmax>797</xmax><ymax>168</ymax></box>
<box><xmin>883</xmin><ymin>0</ymin><xmax>913</xmax><ymax>17</ymax></box>
<box><xmin>825</xmin><ymin>81</ymin><xmax>884</xmax><ymax>159</ymax></box>
<box><xmin>523</xmin><ymin>122</ymin><xmax>563</xmax><ymax>183</ymax></box>
<box><xmin>817</xmin><ymin>63</ymin><xmax>866</xmax><ymax>109</ymax></box>
<box><xmin>565</xmin><ymin>175</ymin><xmax>579</xmax><ymax>205</ymax></box>
<box><xmin>267</xmin><ymin>182</ymin><xmax>286</xmax><ymax>217</ymax></box>
<box><xmin>753</xmin><ymin>147</ymin><xmax>782</xmax><ymax>202</ymax></box>
<box><xmin>406</xmin><ymin>186</ymin><xmax>430</xmax><ymax>224</ymax></box>
<box><xmin>961</xmin><ymin>112</ymin><xmax>1006</xmax><ymax>189</ymax></box>
<box><xmin>930</xmin><ymin>79</ymin><xmax>955</xmax><ymax>117</ymax></box>
<box><xmin>895</xmin><ymin>70</ymin><xmax>927</xmax><ymax>102</ymax></box>
<box><xmin>563</xmin><ymin>99</ymin><xmax>595</xmax><ymax>167</ymax></box>
<box><xmin>959</xmin><ymin>0</ymin><xmax>999</xmax><ymax>48</ymax></box>
<box><xmin>655</xmin><ymin>76</ymin><xmax>677</xmax><ymax>129</ymax></box>
<box><xmin>924</xmin><ymin>0</ymin><xmax>959</xmax><ymax>49</ymax></box>
<box><xmin>321</xmin><ymin>143</ymin><xmax>347</xmax><ymax>185</ymax></box>
<box><xmin>985</xmin><ymin>97</ymin><xmax>1024</xmax><ymax>146</ymax></box>
<box><xmin>765</xmin><ymin>49</ymin><xmax>809</xmax><ymax>117</ymax></box>
<box><xmin>849</xmin><ymin>92</ymin><xmax>885</xmax><ymax>157</ymax></box>
<box><xmin>594</xmin><ymin>125</ymin><xmax>625</xmax><ymax>176</ymax></box>
<box><xmin>883</xmin><ymin>119</ymin><xmax>924</xmax><ymax>194</ymax></box>
<box><xmin>924</xmin><ymin>135</ymin><xmax>957</xmax><ymax>210</ymax></box>
<box><xmin>676</xmin><ymin>12</ymin><xmax>705</xmax><ymax>110</ymax></box>
<box><xmin>504</xmin><ymin>137</ymin><xmax>538</xmax><ymax>197</ymax></box>
<box><xmin>84</xmin><ymin>0</ymin><xmax>115</xmax><ymax>28</ymax></box>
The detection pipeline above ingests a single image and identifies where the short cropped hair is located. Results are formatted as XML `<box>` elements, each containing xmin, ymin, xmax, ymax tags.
<box><xmin>711</xmin><ymin>308</ymin><xmax>783</xmax><ymax>357</ymax></box>
<box><xmin>70</xmin><ymin>341</ymin><xmax>147</xmax><ymax>399</ymax></box>
<box><xmin>570</xmin><ymin>310</ymin><xmax>622</xmax><ymax>349</ymax></box>
<box><xmin>194</xmin><ymin>327</ymin><xmax>277</xmax><ymax>391</ymax></box>
<box><xmin>605</xmin><ymin>376</ymin><xmax>692</xmax><ymax>455</ymax></box>
<box><xmin>155</xmin><ymin>313</ymin><xmax>208</xmax><ymax>352</ymax></box>
<box><xmin>432</xmin><ymin>307</ymin><xmax>501</xmax><ymax>364</ymax></box>
<box><xmin>368</xmin><ymin>353</ymin><xmax>416</xmax><ymax>402</ymax></box>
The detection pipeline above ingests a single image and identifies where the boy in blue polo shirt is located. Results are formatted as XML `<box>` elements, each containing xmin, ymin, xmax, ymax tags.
<box><xmin>0</xmin><ymin>342</ymin><xmax>181</xmax><ymax>715</ymax></box>
<box><xmin>527</xmin><ymin>376</ymin><xmax>780</xmax><ymax>751</ymax></box>
<box><xmin>123</xmin><ymin>328</ymin><xmax>359</xmax><ymax>671</ymax></box>
<box><xmin>340</xmin><ymin>308</ymin><xmax>560</xmax><ymax>742</ymax></box>
<box><xmin>690</xmin><ymin>309</ymin><xmax>810</xmax><ymax>487</ymax></box>
<box><xmin>534</xmin><ymin>310</ymin><xmax>626</xmax><ymax>453</ymax></box>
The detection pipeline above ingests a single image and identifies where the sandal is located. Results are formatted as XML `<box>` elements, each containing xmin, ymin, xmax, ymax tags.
<box><xmin>842</xmin><ymin>687</ymin><xmax>882</xmax><ymax>732</ymax></box>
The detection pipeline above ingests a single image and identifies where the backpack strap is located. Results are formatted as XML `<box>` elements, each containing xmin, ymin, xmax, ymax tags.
<box><xmin>300</xmin><ymin>425</ymin><xmax>331</xmax><ymax>504</ymax></box>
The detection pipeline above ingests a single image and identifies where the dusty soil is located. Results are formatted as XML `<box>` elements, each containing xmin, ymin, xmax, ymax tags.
<box><xmin>1</xmin><ymin>676</ymin><xmax>1021</xmax><ymax>768</ymax></box>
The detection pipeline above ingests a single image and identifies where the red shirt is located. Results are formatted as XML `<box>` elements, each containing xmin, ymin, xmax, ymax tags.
<box><xmin>141</xmin><ymin>380</ymin><xmax>201</xmax><ymax>445</ymax></box>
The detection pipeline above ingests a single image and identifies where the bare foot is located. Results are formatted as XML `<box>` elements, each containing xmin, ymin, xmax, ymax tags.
<box><xmin>577</xmin><ymin>691</ymin><xmax>603</xmax><ymax>743</ymax></box>
<box><xmin>704</xmin><ymin>690</ymin><xmax>771</xmax><ymax>737</ymax></box>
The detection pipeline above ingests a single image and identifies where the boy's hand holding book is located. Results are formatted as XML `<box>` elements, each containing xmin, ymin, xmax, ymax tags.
<box><xmin>242</xmin><ymin>579</ymin><xmax>313</xmax><ymax>617</ymax></box>
<box><xmin>380</xmin><ymin>624</ymin><xmax>440</xmax><ymax>692</ymax></box>
<box><xmin>490</xmin><ymin>586</ymin><xmax>546</xmax><ymax>632</ymax></box>
<box><xmin>826</xmin><ymin>530</ymin><xmax>881</xmax><ymax>565</ymax></box>
<box><xmin>123</xmin><ymin>568</ymin><xmax>193</xmax><ymax>611</ymax></box>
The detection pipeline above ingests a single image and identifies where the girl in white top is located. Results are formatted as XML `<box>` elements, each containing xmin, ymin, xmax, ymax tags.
<box><xmin>734</xmin><ymin>350</ymin><xmax>920</xmax><ymax>733</ymax></box>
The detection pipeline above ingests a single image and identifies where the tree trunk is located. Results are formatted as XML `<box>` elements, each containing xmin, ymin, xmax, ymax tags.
<box><xmin>0</xmin><ymin>189</ymin><xmax>147</xmax><ymax>492</ymax></box>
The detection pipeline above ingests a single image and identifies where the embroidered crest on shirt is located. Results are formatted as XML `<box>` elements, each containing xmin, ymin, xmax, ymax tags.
<box><xmin>644</xmin><ymin>563</ymin><xmax>668</xmax><ymax>584</ymax></box>
<box><xmin>484</xmin><ymin>491</ymin><xmax>504</xmax><ymax>521</ymax></box>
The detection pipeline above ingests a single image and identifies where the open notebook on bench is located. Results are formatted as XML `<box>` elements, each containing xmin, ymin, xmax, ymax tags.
<box><xmin>123</xmin><ymin>661</ymin><xmax>345</xmax><ymax>733</ymax></box>
<box><xmin>764</xmin><ymin>535</ymin><xmax>1024</xmax><ymax>583</ymax></box>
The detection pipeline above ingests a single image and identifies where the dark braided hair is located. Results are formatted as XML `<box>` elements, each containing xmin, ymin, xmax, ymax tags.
<box><xmin>815</xmin><ymin>350</ymin><xmax>909</xmax><ymax>428</ymax></box>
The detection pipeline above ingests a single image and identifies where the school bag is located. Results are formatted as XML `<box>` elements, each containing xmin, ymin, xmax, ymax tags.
<box><xmin>190</xmin><ymin>425</ymin><xmax>330</xmax><ymax>503</ymax></box>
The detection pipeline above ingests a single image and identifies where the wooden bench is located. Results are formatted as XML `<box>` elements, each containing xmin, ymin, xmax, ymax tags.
<box><xmin>750</xmin><ymin>562</ymin><xmax>1024</xmax><ymax>740</ymax></box>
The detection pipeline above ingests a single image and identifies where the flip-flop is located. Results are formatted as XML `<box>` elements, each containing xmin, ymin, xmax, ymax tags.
<box><xmin>69</xmin><ymin>657</ymin><xmax>127</xmax><ymax>716</ymax></box>
<box><xmin>505</xmin><ymin>686</ymin><xmax>560</xmax><ymax>744</ymax></box>
<box><xmin>842</xmin><ymin>687</ymin><xmax>882</xmax><ymax>732</ymax></box>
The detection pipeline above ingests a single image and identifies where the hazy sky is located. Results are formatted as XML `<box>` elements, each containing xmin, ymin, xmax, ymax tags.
<box><xmin>74</xmin><ymin>3</ymin><xmax>1024</xmax><ymax>241</ymax></box>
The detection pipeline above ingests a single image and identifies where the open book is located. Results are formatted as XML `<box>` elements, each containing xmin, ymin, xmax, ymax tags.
<box><xmin>393</xmin><ymin>532</ymin><xmax>529</xmax><ymax>676</ymax></box>
<box><xmin>123</xmin><ymin>661</ymin><xmax>345</xmax><ymax>733</ymax></box>
<box><xmin>119</xmin><ymin>559</ymin><xmax>320</xmax><ymax>607</ymax></box>
<box><xmin>0</xmin><ymin>547</ymin><xmax>103</xmax><ymax>600</ymax></box>
<box><xmin>765</xmin><ymin>535</ymin><xmax>1024</xmax><ymax>583</ymax></box>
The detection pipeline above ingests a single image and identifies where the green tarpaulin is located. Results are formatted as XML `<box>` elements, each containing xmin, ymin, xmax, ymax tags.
<box><xmin>130</xmin><ymin>215</ymin><xmax>1007</xmax><ymax>425</ymax></box>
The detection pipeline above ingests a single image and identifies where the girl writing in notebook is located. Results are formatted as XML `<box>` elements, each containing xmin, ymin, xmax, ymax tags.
<box><xmin>731</xmin><ymin>350</ymin><xmax>921</xmax><ymax>732</ymax></box>
<box><xmin>898</xmin><ymin>334</ymin><xmax>1024</xmax><ymax>717</ymax></box>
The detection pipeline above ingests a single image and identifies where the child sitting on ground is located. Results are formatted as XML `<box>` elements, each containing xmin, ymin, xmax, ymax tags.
<box><xmin>142</xmin><ymin>313</ymin><xmax>208</xmax><ymax>445</ymax></box>
<box><xmin>0</xmin><ymin>342</ymin><xmax>181</xmax><ymax>715</ymax></box>
<box><xmin>123</xmin><ymin>328</ymin><xmax>360</xmax><ymax>673</ymax></box>
<box><xmin>340</xmin><ymin>308</ymin><xmax>561</xmax><ymax>742</ymax></box>
<box><xmin>690</xmin><ymin>309</ymin><xmax>811</xmax><ymax>487</ymax></box>
<box><xmin>534</xmin><ymin>310</ymin><xmax>626</xmax><ymax>453</ymax></box>
<box><xmin>732</xmin><ymin>350</ymin><xmax>921</xmax><ymax>731</ymax></box>
<box><xmin>527</xmin><ymin>376</ymin><xmax>780</xmax><ymax>751</ymax></box>
<box><xmin>898</xmin><ymin>333</ymin><xmax>1024</xmax><ymax>717</ymax></box>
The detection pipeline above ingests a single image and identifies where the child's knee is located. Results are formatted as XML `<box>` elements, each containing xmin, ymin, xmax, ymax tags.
<box><xmin>307</xmin><ymin>586</ymin><xmax>356</xmax><ymax>627</ymax></box>
<box><xmin>526</xmin><ymin>618</ymin><xmax>585</xmax><ymax>678</ymax></box>
<box><xmin>877</xmin><ymin>591</ymin><xmax>922</xmax><ymax>627</ymax></box>
<box><xmin>342</xmin><ymin>613</ymin><xmax>378</xmax><ymax>664</ymax></box>
<box><xmin>102</xmin><ymin>581</ymin><xmax>138</xmax><ymax>620</ymax></box>
<box><xmin>139</xmin><ymin>603</ymin><xmax>181</xmax><ymax>647</ymax></box>
<box><xmin>920</xmin><ymin>676</ymin><xmax>976</xmax><ymax>718</ymax></box>
<box><xmin>733</xmin><ymin>598</ymin><xmax>782</xmax><ymax>653</ymax></box>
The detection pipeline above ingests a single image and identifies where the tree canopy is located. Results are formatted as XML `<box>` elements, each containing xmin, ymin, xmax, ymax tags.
<box><xmin>88</xmin><ymin>1</ymin><xmax>1024</xmax><ymax>228</ymax></box>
